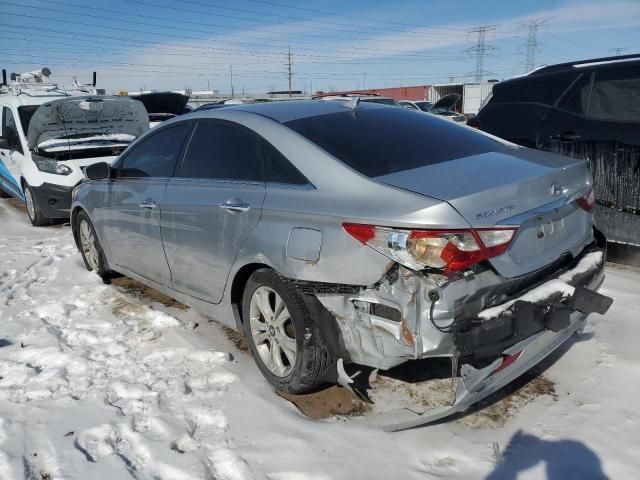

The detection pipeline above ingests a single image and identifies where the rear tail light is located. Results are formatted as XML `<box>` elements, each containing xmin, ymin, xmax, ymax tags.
<box><xmin>576</xmin><ymin>188</ymin><xmax>595</xmax><ymax>212</ymax></box>
<box><xmin>343</xmin><ymin>223</ymin><xmax>517</xmax><ymax>275</ymax></box>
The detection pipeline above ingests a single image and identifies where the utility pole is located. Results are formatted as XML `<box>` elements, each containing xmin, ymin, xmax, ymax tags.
<box><xmin>363</xmin><ymin>72</ymin><xmax>366</xmax><ymax>90</ymax></box>
<box><xmin>518</xmin><ymin>18</ymin><xmax>549</xmax><ymax>72</ymax></box>
<box><xmin>465</xmin><ymin>25</ymin><xmax>497</xmax><ymax>82</ymax></box>
<box><xmin>287</xmin><ymin>45</ymin><xmax>293</xmax><ymax>98</ymax></box>
<box><xmin>230</xmin><ymin>65</ymin><xmax>234</xmax><ymax>98</ymax></box>
<box><xmin>611</xmin><ymin>47</ymin><xmax>629</xmax><ymax>56</ymax></box>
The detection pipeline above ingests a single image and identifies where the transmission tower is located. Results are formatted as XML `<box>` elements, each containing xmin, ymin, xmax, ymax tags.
<box><xmin>465</xmin><ymin>26</ymin><xmax>498</xmax><ymax>82</ymax></box>
<box><xmin>519</xmin><ymin>19</ymin><xmax>549</xmax><ymax>72</ymax></box>
<box><xmin>610</xmin><ymin>47</ymin><xmax>629</xmax><ymax>56</ymax></box>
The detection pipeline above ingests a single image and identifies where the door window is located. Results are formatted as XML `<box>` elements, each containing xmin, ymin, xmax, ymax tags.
<box><xmin>1</xmin><ymin>107</ymin><xmax>22</xmax><ymax>152</ymax></box>
<box><xmin>588</xmin><ymin>66</ymin><xmax>640</xmax><ymax>122</ymax></box>
<box><xmin>263</xmin><ymin>141</ymin><xmax>309</xmax><ymax>186</ymax></box>
<box><xmin>557</xmin><ymin>73</ymin><xmax>593</xmax><ymax>115</ymax></box>
<box><xmin>178</xmin><ymin>120</ymin><xmax>263</xmax><ymax>182</ymax></box>
<box><xmin>118</xmin><ymin>122</ymin><xmax>190</xmax><ymax>178</ymax></box>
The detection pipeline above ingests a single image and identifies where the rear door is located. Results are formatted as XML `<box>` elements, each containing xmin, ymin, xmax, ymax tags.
<box><xmin>160</xmin><ymin>119</ymin><xmax>266</xmax><ymax>303</ymax></box>
<box><xmin>542</xmin><ymin>65</ymin><xmax>640</xmax><ymax>208</ymax></box>
<box><xmin>99</xmin><ymin>121</ymin><xmax>192</xmax><ymax>285</ymax></box>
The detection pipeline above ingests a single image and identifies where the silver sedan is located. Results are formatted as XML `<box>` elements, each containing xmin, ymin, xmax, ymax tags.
<box><xmin>71</xmin><ymin>100</ymin><xmax>612</xmax><ymax>430</ymax></box>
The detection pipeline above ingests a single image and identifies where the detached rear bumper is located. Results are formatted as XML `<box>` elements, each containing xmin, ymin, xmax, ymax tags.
<box><xmin>376</xmin><ymin>236</ymin><xmax>611</xmax><ymax>431</ymax></box>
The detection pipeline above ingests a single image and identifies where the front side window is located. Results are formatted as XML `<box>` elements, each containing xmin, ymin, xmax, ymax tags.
<box><xmin>178</xmin><ymin>120</ymin><xmax>263</xmax><ymax>182</ymax></box>
<box><xmin>588</xmin><ymin>65</ymin><xmax>640</xmax><ymax>122</ymax></box>
<box><xmin>1</xmin><ymin>107</ymin><xmax>21</xmax><ymax>151</ymax></box>
<box><xmin>118</xmin><ymin>123</ymin><xmax>190</xmax><ymax>178</ymax></box>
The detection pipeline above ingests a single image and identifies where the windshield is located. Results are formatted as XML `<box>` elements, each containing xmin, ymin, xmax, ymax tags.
<box><xmin>285</xmin><ymin>106</ymin><xmax>503</xmax><ymax>178</ymax></box>
<box><xmin>415</xmin><ymin>101</ymin><xmax>433</xmax><ymax>111</ymax></box>
<box><xmin>17</xmin><ymin>106</ymin><xmax>39</xmax><ymax>136</ymax></box>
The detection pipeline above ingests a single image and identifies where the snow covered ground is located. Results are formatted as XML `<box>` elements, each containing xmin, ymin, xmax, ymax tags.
<box><xmin>0</xmin><ymin>197</ymin><xmax>638</xmax><ymax>479</ymax></box>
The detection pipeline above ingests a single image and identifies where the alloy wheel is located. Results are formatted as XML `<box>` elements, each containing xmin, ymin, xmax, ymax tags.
<box><xmin>79</xmin><ymin>219</ymin><xmax>99</xmax><ymax>271</ymax></box>
<box><xmin>249</xmin><ymin>286</ymin><xmax>297</xmax><ymax>377</ymax></box>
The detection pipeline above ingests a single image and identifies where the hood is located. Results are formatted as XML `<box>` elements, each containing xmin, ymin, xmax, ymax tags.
<box><xmin>131</xmin><ymin>92</ymin><xmax>189</xmax><ymax>117</ymax></box>
<box><xmin>432</xmin><ymin>93</ymin><xmax>461</xmax><ymax>110</ymax></box>
<box><xmin>27</xmin><ymin>96</ymin><xmax>148</xmax><ymax>149</ymax></box>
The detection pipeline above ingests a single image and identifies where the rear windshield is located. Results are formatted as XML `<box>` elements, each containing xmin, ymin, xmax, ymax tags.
<box><xmin>285</xmin><ymin>106</ymin><xmax>503</xmax><ymax>178</ymax></box>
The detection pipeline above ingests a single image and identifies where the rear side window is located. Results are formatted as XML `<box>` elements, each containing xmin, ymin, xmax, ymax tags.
<box><xmin>588</xmin><ymin>65</ymin><xmax>640</xmax><ymax>122</ymax></box>
<box><xmin>285</xmin><ymin>107</ymin><xmax>503</xmax><ymax>178</ymax></box>
<box><xmin>178</xmin><ymin>120</ymin><xmax>263</xmax><ymax>181</ymax></box>
<box><xmin>492</xmin><ymin>72</ymin><xmax>577</xmax><ymax>105</ymax></box>
<box><xmin>119</xmin><ymin>123</ymin><xmax>190</xmax><ymax>178</ymax></box>
<box><xmin>557</xmin><ymin>73</ymin><xmax>592</xmax><ymax>114</ymax></box>
<box><xmin>264</xmin><ymin>141</ymin><xmax>309</xmax><ymax>185</ymax></box>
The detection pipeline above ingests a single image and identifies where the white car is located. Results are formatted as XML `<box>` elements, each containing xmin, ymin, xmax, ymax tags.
<box><xmin>0</xmin><ymin>73</ymin><xmax>147</xmax><ymax>226</ymax></box>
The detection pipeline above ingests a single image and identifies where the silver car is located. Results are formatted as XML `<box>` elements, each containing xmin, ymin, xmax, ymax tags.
<box><xmin>71</xmin><ymin>101</ymin><xmax>612</xmax><ymax>430</ymax></box>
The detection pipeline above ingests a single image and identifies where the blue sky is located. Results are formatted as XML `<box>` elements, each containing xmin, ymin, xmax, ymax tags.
<box><xmin>1</xmin><ymin>0</ymin><xmax>639</xmax><ymax>94</ymax></box>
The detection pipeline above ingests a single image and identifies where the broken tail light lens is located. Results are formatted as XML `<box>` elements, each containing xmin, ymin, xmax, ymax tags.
<box><xmin>343</xmin><ymin>223</ymin><xmax>517</xmax><ymax>275</ymax></box>
<box><xmin>576</xmin><ymin>188</ymin><xmax>595</xmax><ymax>212</ymax></box>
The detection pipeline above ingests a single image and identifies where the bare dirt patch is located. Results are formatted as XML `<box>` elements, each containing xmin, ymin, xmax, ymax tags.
<box><xmin>110</xmin><ymin>277</ymin><xmax>188</xmax><ymax>310</ymax></box>
<box><xmin>459</xmin><ymin>373</ymin><xmax>557</xmax><ymax>429</ymax></box>
<box><xmin>278</xmin><ymin>386</ymin><xmax>372</xmax><ymax>420</ymax></box>
<box><xmin>222</xmin><ymin>326</ymin><xmax>249</xmax><ymax>352</ymax></box>
<box><xmin>6</xmin><ymin>198</ymin><xmax>26</xmax><ymax>212</ymax></box>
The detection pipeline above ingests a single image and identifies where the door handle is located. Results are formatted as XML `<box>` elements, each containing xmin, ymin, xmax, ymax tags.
<box><xmin>550</xmin><ymin>131</ymin><xmax>581</xmax><ymax>142</ymax></box>
<box><xmin>140</xmin><ymin>201</ymin><xmax>157</xmax><ymax>209</ymax></box>
<box><xmin>219</xmin><ymin>199</ymin><xmax>251</xmax><ymax>213</ymax></box>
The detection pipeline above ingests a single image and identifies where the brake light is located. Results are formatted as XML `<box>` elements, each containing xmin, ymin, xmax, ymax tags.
<box><xmin>576</xmin><ymin>188</ymin><xmax>595</xmax><ymax>212</ymax></box>
<box><xmin>343</xmin><ymin>223</ymin><xmax>517</xmax><ymax>275</ymax></box>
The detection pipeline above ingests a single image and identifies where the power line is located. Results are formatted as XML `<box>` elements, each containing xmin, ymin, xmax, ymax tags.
<box><xmin>465</xmin><ymin>25</ymin><xmax>498</xmax><ymax>82</ymax></box>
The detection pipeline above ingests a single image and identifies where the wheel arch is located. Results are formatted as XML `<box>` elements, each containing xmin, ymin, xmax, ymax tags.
<box><xmin>229</xmin><ymin>262</ymin><xmax>273</xmax><ymax>330</ymax></box>
<box><xmin>70</xmin><ymin>206</ymin><xmax>86</xmax><ymax>250</ymax></box>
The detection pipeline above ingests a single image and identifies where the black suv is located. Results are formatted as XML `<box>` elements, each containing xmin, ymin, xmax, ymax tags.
<box><xmin>473</xmin><ymin>54</ymin><xmax>640</xmax><ymax>245</ymax></box>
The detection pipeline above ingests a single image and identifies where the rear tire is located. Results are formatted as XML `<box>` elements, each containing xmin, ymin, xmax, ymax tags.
<box><xmin>242</xmin><ymin>269</ymin><xmax>330</xmax><ymax>394</ymax></box>
<box><xmin>24</xmin><ymin>183</ymin><xmax>50</xmax><ymax>227</ymax></box>
<box><xmin>75</xmin><ymin>210</ymin><xmax>117</xmax><ymax>284</ymax></box>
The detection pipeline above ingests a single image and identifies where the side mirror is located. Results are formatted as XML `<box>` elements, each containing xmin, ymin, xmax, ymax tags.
<box><xmin>85</xmin><ymin>162</ymin><xmax>110</xmax><ymax>180</ymax></box>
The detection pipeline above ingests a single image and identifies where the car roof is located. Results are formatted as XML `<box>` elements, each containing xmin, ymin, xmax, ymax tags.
<box><xmin>216</xmin><ymin>99</ymin><xmax>383</xmax><ymax>123</ymax></box>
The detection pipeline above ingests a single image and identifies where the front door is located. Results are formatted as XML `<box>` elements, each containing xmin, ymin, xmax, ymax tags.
<box><xmin>0</xmin><ymin>106</ymin><xmax>27</xmax><ymax>198</ymax></box>
<box><xmin>99</xmin><ymin>122</ymin><xmax>192</xmax><ymax>285</ymax></box>
<box><xmin>160</xmin><ymin>119</ymin><xmax>266</xmax><ymax>303</ymax></box>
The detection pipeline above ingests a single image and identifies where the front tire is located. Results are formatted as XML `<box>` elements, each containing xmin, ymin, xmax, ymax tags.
<box><xmin>242</xmin><ymin>269</ymin><xmax>330</xmax><ymax>394</ymax></box>
<box><xmin>75</xmin><ymin>211</ymin><xmax>116</xmax><ymax>283</ymax></box>
<box><xmin>24</xmin><ymin>183</ymin><xmax>50</xmax><ymax>227</ymax></box>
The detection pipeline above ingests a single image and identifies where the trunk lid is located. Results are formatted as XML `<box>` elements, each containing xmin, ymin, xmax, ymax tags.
<box><xmin>27</xmin><ymin>96</ymin><xmax>148</xmax><ymax>149</ymax></box>
<box><xmin>131</xmin><ymin>92</ymin><xmax>189</xmax><ymax>121</ymax></box>
<box><xmin>376</xmin><ymin>148</ymin><xmax>594</xmax><ymax>277</ymax></box>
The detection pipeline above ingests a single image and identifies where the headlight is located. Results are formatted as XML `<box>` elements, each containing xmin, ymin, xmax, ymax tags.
<box><xmin>34</xmin><ymin>158</ymin><xmax>72</xmax><ymax>175</ymax></box>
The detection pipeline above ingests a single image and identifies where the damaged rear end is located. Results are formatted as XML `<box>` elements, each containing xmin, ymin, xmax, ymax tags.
<box><xmin>312</xmin><ymin>147</ymin><xmax>612</xmax><ymax>430</ymax></box>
